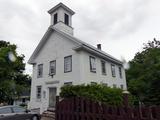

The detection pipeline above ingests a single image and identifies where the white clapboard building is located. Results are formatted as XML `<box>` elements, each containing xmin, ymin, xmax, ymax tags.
<box><xmin>28</xmin><ymin>3</ymin><xmax>127</xmax><ymax>113</ymax></box>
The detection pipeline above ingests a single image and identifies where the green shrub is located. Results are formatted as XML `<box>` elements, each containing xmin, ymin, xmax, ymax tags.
<box><xmin>60</xmin><ymin>84</ymin><xmax>124</xmax><ymax>106</ymax></box>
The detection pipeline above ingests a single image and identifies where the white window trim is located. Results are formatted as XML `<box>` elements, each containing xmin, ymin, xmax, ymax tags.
<box><xmin>64</xmin><ymin>55</ymin><xmax>72</xmax><ymax>73</ymax></box>
<box><xmin>49</xmin><ymin>60</ymin><xmax>56</xmax><ymax>75</ymax></box>
<box><xmin>111</xmin><ymin>64</ymin><xmax>116</xmax><ymax>77</ymax></box>
<box><xmin>36</xmin><ymin>86</ymin><xmax>42</xmax><ymax>101</ymax></box>
<box><xmin>90</xmin><ymin>56</ymin><xmax>96</xmax><ymax>73</ymax></box>
<box><xmin>119</xmin><ymin>67</ymin><xmax>123</xmax><ymax>79</ymax></box>
<box><xmin>37</xmin><ymin>64</ymin><xmax>43</xmax><ymax>78</ymax></box>
<box><xmin>101</xmin><ymin>60</ymin><xmax>106</xmax><ymax>75</ymax></box>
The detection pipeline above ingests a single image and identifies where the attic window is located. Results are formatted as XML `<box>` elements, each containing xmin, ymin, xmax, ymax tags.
<box><xmin>54</xmin><ymin>13</ymin><xmax>58</xmax><ymax>25</ymax></box>
<box><xmin>64</xmin><ymin>13</ymin><xmax>69</xmax><ymax>25</ymax></box>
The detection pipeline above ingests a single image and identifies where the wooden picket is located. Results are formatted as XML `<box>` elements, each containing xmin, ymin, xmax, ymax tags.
<box><xmin>55</xmin><ymin>97</ymin><xmax>160</xmax><ymax>120</ymax></box>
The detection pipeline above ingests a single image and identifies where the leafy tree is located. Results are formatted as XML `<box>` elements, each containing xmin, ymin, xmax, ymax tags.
<box><xmin>126</xmin><ymin>38</ymin><xmax>160</xmax><ymax>105</ymax></box>
<box><xmin>0</xmin><ymin>40</ymin><xmax>31</xmax><ymax>104</ymax></box>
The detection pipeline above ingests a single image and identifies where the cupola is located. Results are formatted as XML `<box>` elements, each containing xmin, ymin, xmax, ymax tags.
<box><xmin>48</xmin><ymin>3</ymin><xmax>75</xmax><ymax>35</ymax></box>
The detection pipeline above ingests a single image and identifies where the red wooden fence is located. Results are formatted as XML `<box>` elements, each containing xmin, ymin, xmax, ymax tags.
<box><xmin>55</xmin><ymin>97</ymin><xmax>160</xmax><ymax>120</ymax></box>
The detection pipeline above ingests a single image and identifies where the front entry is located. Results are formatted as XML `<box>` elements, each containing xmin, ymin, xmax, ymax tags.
<box><xmin>49</xmin><ymin>88</ymin><xmax>57</xmax><ymax>108</ymax></box>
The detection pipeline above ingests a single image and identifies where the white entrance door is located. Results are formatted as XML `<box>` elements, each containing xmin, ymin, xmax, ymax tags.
<box><xmin>49</xmin><ymin>88</ymin><xmax>57</xmax><ymax>108</ymax></box>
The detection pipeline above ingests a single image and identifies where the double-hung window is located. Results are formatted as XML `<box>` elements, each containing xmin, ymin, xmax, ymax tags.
<box><xmin>111</xmin><ymin>64</ymin><xmax>116</xmax><ymax>77</ymax></box>
<box><xmin>64</xmin><ymin>56</ymin><xmax>72</xmax><ymax>73</ymax></box>
<box><xmin>90</xmin><ymin>56</ymin><xmax>96</xmax><ymax>73</ymax></box>
<box><xmin>36</xmin><ymin>86</ymin><xmax>42</xmax><ymax>100</ymax></box>
<box><xmin>119</xmin><ymin>67</ymin><xmax>122</xmax><ymax>78</ymax></box>
<box><xmin>37</xmin><ymin>64</ymin><xmax>43</xmax><ymax>78</ymax></box>
<box><xmin>49</xmin><ymin>60</ymin><xmax>56</xmax><ymax>75</ymax></box>
<box><xmin>101</xmin><ymin>61</ymin><xmax>106</xmax><ymax>75</ymax></box>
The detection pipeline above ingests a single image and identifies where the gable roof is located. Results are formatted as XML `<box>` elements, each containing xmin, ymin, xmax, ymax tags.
<box><xmin>48</xmin><ymin>2</ymin><xmax>75</xmax><ymax>15</ymax></box>
<box><xmin>28</xmin><ymin>26</ymin><xmax>123</xmax><ymax>65</ymax></box>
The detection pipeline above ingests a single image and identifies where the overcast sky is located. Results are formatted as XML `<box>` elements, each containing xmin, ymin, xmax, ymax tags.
<box><xmin>0</xmin><ymin>0</ymin><xmax>160</xmax><ymax>74</ymax></box>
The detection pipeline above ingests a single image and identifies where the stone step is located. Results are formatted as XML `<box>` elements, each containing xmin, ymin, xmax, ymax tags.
<box><xmin>41</xmin><ymin>110</ymin><xmax>55</xmax><ymax>120</ymax></box>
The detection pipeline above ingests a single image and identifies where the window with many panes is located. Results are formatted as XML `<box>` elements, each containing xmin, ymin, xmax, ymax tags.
<box><xmin>36</xmin><ymin>86</ymin><xmax>42</xmax><ymax>100</ymax></box>
<box><xmin>90</xmin><ymin>56</ymin><xmax>96</xmax><ymax>73</ymax></box>
<box><xmin>64</xmin><ymin>13</ymin><xmax>69</xmax><ymax>25</ymax></box>
<box><xmin>37</xmin><ymin>64</ymin><xmax>43</xmax><ymax>78</ymax></box>
<box><xmin>64</xmin><ymin>56</ymin><xmax>72</xmax><ymax>73</ymax></box>
<box><xmin>49</xmin><ymin>60</ymin><xmax>56</xmax><ymax>75</ymax></box>
<box><xmin>54</xmin><ymin>13</ymin><xmax>57</xmax><ymax>25</ymax></box>
<box><xmin>101</xmin><ymin>61</ymin><xmax>106</xmax><ymax>75</ymax></box>
<box><xmin>119</xmin><ymin>67</ymin><xmax>122</xmax><ymax>78</ymax></box>
<box><xmin>111</xmin><ymin>64</ymin><xmax>116</xmax><ymax>77</ymax></box>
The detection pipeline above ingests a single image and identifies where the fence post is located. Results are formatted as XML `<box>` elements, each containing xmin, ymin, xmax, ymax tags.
<box><xmin>56</xmin><ymin>96</ymin><xmax>59</xmax><ymax>106</ymax></box>
<box><xmin>156</xmin><ymin>107</ymin><xmax>160</xmax><ymax>119</ymax></box>
<box><xmin>122</xmin><ymin>90</ymin><xmax>130</xmax><ymax>108</ymax></box>
<box><xmin>55</xmin><ymin>96</ymin><xmax>59</xmax><ymax>120</ymax></box>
